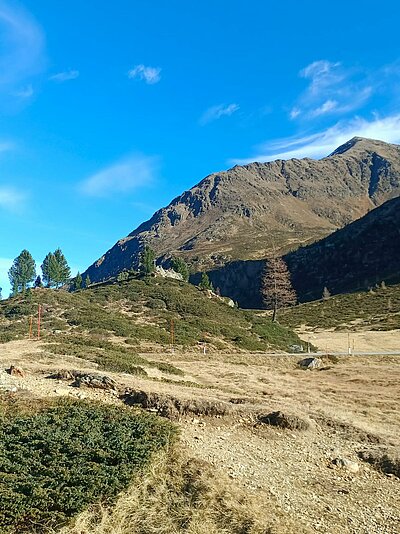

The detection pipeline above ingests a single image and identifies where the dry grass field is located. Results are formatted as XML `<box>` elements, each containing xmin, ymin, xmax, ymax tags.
<box><xmin>0</xmin><ymin>337</ymin><xmax>399</xmax><ymax>533</ymax></box>
<box><xmin>301</xmin><ymin>328</ymin><xmax>400</xmax><ymax>353</ymax></box>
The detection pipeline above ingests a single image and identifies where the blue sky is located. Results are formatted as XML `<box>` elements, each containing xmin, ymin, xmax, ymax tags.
<box><xmin>1</xmin><ymin>0</ymin><xmax>400</xmax><ymax>296</ymax></box>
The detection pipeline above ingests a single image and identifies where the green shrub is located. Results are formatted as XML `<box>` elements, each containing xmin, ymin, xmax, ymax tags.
<box><xmin>0</xmin><ymin>277</ymin><xmax>304</xmax><ymax>352</ymax></box>
<box><xmin>0</xmin><ymin>399</ymin><xmax>175</xmax><ymax>533</ymax></box>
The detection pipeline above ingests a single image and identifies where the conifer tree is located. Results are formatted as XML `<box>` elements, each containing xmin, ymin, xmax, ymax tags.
<box><xmin>41</xmin><ymin>252</ymin><xmax>56</xmax><ymax>287</ymax></box>
<box><xmin>261</xmin><ymin>256</ymin><xmax>296</xmax><ymax>322</ymax></box>
<box><xmin>140</xmin><ymin>245</ymin><xmax>156</xmax><ymax>275</ymax></box>
<box><xmin>74</xmin><ymin>272</ymin><xmax>83</xmax><ymax>290</ymax></box>
<box><xmin>34</xmin><ymin>275</ymin><xmax>43</xmax><ymax>288</ymax></box>
<box><xmin>171</xmin><ymin>257</ymin><xmax>190</xmax><ymax>281</ymax></box>
<box><xmin>52</xmin><ymin>248</ymin><xmax>71</xmax><ymax>287</ymax></box>
<box><xmin>8</xmin><ymin>250</ymin><xmax>36</xmax><ymax>294</ymax></box>
<box><xmin>85</xmin><ymin>274</ymin><xmax>91</xmax><ymax>288</ymax></box>
<box><xmin>322</xmin><ymin>286</ymin><xmax>331</xmax><ymax>300</ymax></box>
<box><xmin>41</xmin><ymin>249</ymin><xmax>71</xmax><ymax>288</ymax></box>
<box><xmin>199</xmin><ymin>272</ymin><xmax>213</xmax><ymax>291</ymax></box>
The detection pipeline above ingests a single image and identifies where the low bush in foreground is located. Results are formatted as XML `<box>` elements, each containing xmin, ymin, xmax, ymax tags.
<box><xmin>0</xmin><ymin>396</ymin><xmax>175</xmax><ymax>533</ymax></box>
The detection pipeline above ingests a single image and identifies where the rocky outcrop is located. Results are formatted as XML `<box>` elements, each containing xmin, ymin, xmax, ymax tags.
<box><xmin>82</xmin><ymin>137</ymin><xmax>400</xmax><ymax>284</ymax></box>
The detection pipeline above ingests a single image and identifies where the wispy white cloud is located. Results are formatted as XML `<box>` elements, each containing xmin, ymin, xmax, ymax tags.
<box><xmin>300</xmin><ymin>60</ymin><xmax>342</xmax><ymax>95</ymax></box>
<box><xmin>79</xmin><ymin>155</ymin><xmax>158</xmax><ymax>197</ymax></box>
<box><xmin>0</xmin><ymin>186</ymin><xmax>27</xmax><ymax>212</ymax></box>
<box><xmin>232</xmin><ymin>113</ymin><xmax>400</xmax><ymax>164</ymax></box>
<box><xmin>291</xmin><ymin>59</ymin><xmax>373</xmax><ymax>120</ymax></box>
<box><xmin>13</xmin><ymin>83</ymin><xmax>33</xmax><ymax>98</ymax></box>
<box><xmin>128</xmin><ymin>64</ymin><xmax>161</xmax><ymax>84</ymax></box>
<box><xmin>0</xmin><ymin>1</ymin><xmax>45</xmax><ymax>90</ymax></box>
<box><xmin>289</xmin><ymin>107</ymin><xmax>301</xmax><ymax>119</ymax></box>
<box><xmin>199</xmin><ymin>103</ymin><xmax>240</xmax><ymax>125</ymax></box>
<box><xmin>310</xmin><ymin>99</ymin><xmax>338</xmax><ymax>117</ymax></box>
<box><xmin>50</xmin><ymin>70</ymin><xmax>79</xmax><ymax>82</ymax></box>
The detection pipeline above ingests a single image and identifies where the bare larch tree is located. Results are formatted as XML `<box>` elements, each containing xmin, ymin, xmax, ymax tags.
<box><xmin>261</xmin><ymin>256</ymin><xmax>297</xmax><ymax>322</ymax></box>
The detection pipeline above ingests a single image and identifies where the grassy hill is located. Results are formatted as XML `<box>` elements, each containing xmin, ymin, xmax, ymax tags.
<box><xmin>280</xmin><ymin>282</ymin><xmax>400</xmax><ymax>331</ymax></box>
<box><xmin>0</xmin><ymin>276</ymin><xmax>303</xmax><ymax>363</ymax></box>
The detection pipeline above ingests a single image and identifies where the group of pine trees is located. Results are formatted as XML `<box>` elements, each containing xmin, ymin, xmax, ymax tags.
<box><xmin>7</xmin><ymin>248</ymin><xmax>89</xmax><ymax>297</ymax></box>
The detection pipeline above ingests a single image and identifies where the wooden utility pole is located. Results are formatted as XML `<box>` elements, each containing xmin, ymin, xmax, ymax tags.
<box><xmin>170</xmin><ymin>319</ymin><xmax>174</xmax><ymax>353</ymax></box>
<box><xmin>37</xmin><ymin>304</ymin><xmax>42</xmax><ymax>340</ymax></box>
<box><xmin>29</xmin><ymin>316</ymin><xmax>33</xmax><ymax>339</ymax></box>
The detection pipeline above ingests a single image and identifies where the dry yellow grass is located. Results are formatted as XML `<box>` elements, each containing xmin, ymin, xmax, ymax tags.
<box><xmin>1</xmin><ymin>337</ymin><xmax>400</xmax><ymax>533</ymax></box>
<box><xmin>57</xmin><ymin>447</ymin><xmax>294</xmax><ymax>534</ymax></box>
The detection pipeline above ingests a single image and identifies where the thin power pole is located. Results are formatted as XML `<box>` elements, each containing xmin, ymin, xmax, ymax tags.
<box><xmin>37</xmin><ymin>304</ymin><xmax>42</xmax><ymax>340</ymax></box>
<box><xmin>29</xmin><ymin>316</ymin><xmax>33</xmax><ymax>339</ymax></box>
<box><xmin>170</xmin><ymin>319</ymin><xmax>174</xmax><ymax>353</ymax></box>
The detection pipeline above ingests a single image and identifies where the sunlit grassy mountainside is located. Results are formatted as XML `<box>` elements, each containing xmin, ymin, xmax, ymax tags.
<box><xmin>0</xmin><ymin>277</ymin><xmax>306</xmax><ymax>533</ymax></box>
<box><xmin>280</xmin><ymin>282</ymin><xmax>400</xmax><ymax>331</ymax></box>
<box><xmin>0</xmin><ymin>276</ymin><xmax>303</xmax><ymax>356</ymax></box>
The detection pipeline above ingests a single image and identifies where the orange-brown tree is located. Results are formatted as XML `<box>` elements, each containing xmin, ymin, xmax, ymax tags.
<box><xmin>261</xmin><ymin>256</ymin><xmax>297</xmax><ymax>322</ymax></box>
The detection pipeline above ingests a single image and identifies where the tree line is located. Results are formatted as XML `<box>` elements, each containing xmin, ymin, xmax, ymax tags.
<box><xmin>5</xmin><ymin>244</ymin><xmax>298</xmax><ymax>323</ymax></box>
<box><xmin>6</xmin><ymin>248</ymin><xmax>90</xmax><ymax>297</ymax></box>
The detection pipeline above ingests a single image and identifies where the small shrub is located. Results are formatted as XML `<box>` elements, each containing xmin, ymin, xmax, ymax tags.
<box><xmin>0</xmin><ymin>398</ymin><xmax>175</xmax><ymax>532</ymax></box>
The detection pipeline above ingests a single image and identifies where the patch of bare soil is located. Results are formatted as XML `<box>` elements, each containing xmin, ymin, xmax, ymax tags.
<box><xmin>0</xmin><ymin>339</ymin><xmax>399</xmax><ymax>533</ymax></box>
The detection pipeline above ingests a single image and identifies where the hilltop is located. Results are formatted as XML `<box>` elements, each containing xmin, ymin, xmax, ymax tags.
<box><xmin>0</xmin><ymin>276</ymin><xmax>303</xmax><ymax>356</ymax></box>
<box><xmin>82</xmin><ymin>137</ymin><xmax>400</xmax><ymax>284</ymax></box>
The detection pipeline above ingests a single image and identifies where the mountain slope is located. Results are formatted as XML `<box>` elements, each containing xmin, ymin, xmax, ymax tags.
<box><xmin>83</xmin><ymin>137</ymin><xmax>400</xmax><ymax>283</ymax></box>
<box><xmin>280</xmin><ymin>281</ymin><xmax>400</xmax><ymax>331</ymax></box>
<box><xmin>285</xmin><ymin>195</ymin><xmax>400</xmax><ymax>301</ymax></box>
<box><xmin>203</xmin><ymin>196</ymin><xmax>400</xmax><ymax>308</ymax></box>
<box><xmin>0</xmin><ymin>277</ymin><xmax>303</xmax><ymax>353</ymax></box>
<box><xmin>208</xmin><ymin>198</ymin><xmax>400</xmax><ymax>308</ymax></box>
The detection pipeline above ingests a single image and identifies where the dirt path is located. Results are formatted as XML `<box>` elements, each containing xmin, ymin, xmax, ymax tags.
<box><xmin>181</xmin><ymin>419</ymin><xmax>400</xmax><ymax>534</ymax></box>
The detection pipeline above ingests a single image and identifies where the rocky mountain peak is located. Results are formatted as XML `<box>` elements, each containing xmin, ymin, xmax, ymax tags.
<box><xmin>329</xmin><ymin>136</ymin><xmax>400</xmax><ymax>157</ymax></box>
<box><xmin>82</xmin><ymin>137</ymin><xmax>400</xmax><ymax>284</ymax></box>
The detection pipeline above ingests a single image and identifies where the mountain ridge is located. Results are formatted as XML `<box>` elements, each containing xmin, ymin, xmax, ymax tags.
<box><xmin>83</xmin><ymin>137</ymin><xmax>400</xmax><ymax>285</ymax></box>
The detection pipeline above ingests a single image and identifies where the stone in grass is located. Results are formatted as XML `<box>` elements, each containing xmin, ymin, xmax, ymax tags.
<box><xmin>298</xmin><ymin>357</ymin><xmax>322</xmax><ymax>369</ymax></box>
<box><xmin>332</xmin><ymin>457</ymin><xmax>360</xmax><ymax>474</ymax></box>
<box><xmin>72</xmin><ymin>373</ymin><xmax>118</xmax><ymax>391</ymax></box>
<box><xmin>0</xmin><ymin>383</ymin><xmax>18</xmax><ymax>393</ymax></box>
<box><xmin>48</xmin><ymin>369</ymin><xmax>79</xmax><ymax>381</ymax></box>
<box><xmin>258</xmin><ymin>411</ymin><xmax>311</xmax><ymax>431</ymax></box>
<box><xmin>7</xmin><ymin>365</ymin><xmax>26</xmax><ymax>378</ymax></box>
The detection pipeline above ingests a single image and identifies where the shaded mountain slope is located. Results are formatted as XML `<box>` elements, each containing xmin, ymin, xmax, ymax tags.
<box><xmin>280</xmin><ymin>281</ymin><xmax>400</xmax><ymax>331</ymax></box>
<box><xmin>204</xmin><ymin>196</ymin><xmax>400</xmax><ymax>307</ymax></box>
<box><xmin>83</xmin><ymin>137</ymin><xmax>400</xmax><ymax>283</ymax></box>
<box><xmin>285</xmin><ymin>195</ymin><xmax>400</xmax><ymax>301</ymax></box>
